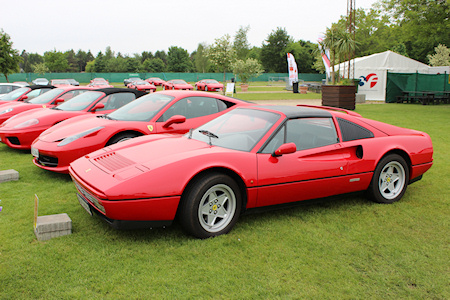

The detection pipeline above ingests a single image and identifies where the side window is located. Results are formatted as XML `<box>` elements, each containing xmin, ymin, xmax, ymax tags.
<box><xmin>26</xmin><ymin>89</ymin><xmax>44</xmax><ymax>100</ymax></box>
<box><xmin>98</xmin><ymin>93</ymin><xmax>136</xmax><ymax>111</ymax></box>
<box><xmin>337</xmin><ymin>118</ymin><xmax>374</xmax><ymax>142</ymax></box>
<box><xmin>57</xmin><ymin>90</ymin><xmax>78</xmax><ymax>102</ymax></box>
<box><xmin>158</xmin><ymin>97</ymin><xmax>220</xmax><ymax>121</ymax></box>
<box><xmin>261</xmin><ymin>118</ymin><xmax>338</xmax><ymax>153</ymax></box>
<box><xmin>287</xmin><ymin>118</ymin><xmax>338</xmax><ymax>150</ymax></box>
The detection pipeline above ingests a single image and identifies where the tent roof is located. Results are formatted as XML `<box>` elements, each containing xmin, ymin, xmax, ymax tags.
<box><xmin>337</xmin><ymin>51</ymin><xmax>430</xmax><ymax>72</ymax></box>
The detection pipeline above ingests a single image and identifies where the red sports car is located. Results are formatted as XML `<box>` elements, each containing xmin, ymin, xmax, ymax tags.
<box><xmin>0</xmin><ymin>88</ymin><xmax>145</xmax><ymax>150</ymax></box>
<box><xmin>31</xmin><ymin>91</ymin><xmax>252</xmax><ymax>173</ymax></box>
<box><xmin>0</xmin><ymin>86</ymin><xmax>93</xmax><ymax>125</ymax></box>
<box><xmin>69</xmin><ymin>105</ymin><xmax>433</xmax><ymax>238</ymax></box>
<box><xmin>127</xmin><ymin>80</ymin><xmax>156</xmax><ymax>93</ymax></box>
<box><xmin>0</xmin><ymin>85</ymin><xmax>55</xmax><ymax>106</ymax></box>
<box><xmin>145</xmin><ymin>77</ymin><xmax>166</xmax><ymax>86</ymax></box>
<box><xmin>162</xmin><ymin>80</ymin><xmax>193</xmax><ymax>91</ymax></box>
<box><xmin>50</xmin><ymin>79</ymin><xmax>71</xmax><ymax>87</ymax></box>
<box><xmin>195</xmin><ymin>79</ymin><xmax>224</xmax><ymax>92</ymax></box>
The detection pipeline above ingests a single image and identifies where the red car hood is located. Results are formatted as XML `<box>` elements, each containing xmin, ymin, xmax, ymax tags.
<box><xmin>70</xmin><ymin>135</ymin><xmax>214</xmax><ymax>197</ymax></box>
<box><xmin>38</xmin><ymin>115</ymin><xmax>116</xmax><ymax>142</ymax></box>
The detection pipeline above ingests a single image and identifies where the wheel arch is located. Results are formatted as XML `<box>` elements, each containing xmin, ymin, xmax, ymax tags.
<box><xmin>376</xmin><ymin>148</ymin><xmax>412</xmax><ymax>177</ymax></box>
<box><xmin>105</xmin><ymin>130</ymin><xmax>145</xmax><ymax>146</ymax></box>
<box><xmin>179</xmin><ymin>167</ymin><xmax>248</xmax><ymax>215</ymax></box>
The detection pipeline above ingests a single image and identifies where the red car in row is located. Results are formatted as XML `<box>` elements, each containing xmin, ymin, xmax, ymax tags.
<box><xmin>162</xmin><ymin>80</ymin><xmax>193</xmax><ymax>91</ymax></box>
<box><xmin>31</xmin><ymin>91</ymin><xmax>252</xmax><ymax>173</ymax></box>
<box><xmin>0</xmin><ymin>86</ymin><xmax>94</xmax><ymax>125</ymax></box>
<box><xmin>127</xmin><ymin>80</ymin><xmax>156</xmax><ymax>93</ymax></box>
<box><xmin>69</xmin><ymin>104</ymin><xmax>433</xmax><ymax>238</ymax></box>
<box><xmin>0</xmin><ymin>85</ymin><xmax>55</xmax><ymax>106</ymax></box>
<box><xmin>195</xmin><ymin>79</ymin><xmax>224</xmax><ymax>92</ymax></box>
<box><xmin>0</xmin><ymin>88</ymin><xmax>145</xmax><ymax>151</ymax></box>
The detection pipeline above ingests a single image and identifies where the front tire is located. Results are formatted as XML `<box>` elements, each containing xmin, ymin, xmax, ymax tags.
<box><xmin>106</xmin><ymin>132</ymin><xmax>139</xmax><ymax>146</ymax></box>
<box><xmin>368</xmin><ymin>154</ymin><xmax>409</xmax><ymax>203</ymax></box>
<box><xmin>179</xmin><ymin>173</ymin><xmax>242</xmax><ymax>239</ymax></box>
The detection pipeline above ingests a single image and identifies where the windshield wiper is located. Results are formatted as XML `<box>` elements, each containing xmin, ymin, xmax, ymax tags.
<box><xmin>199</xmin><ymin>130</ymin><xmax>219</xmax><ymax>145</ymax></box>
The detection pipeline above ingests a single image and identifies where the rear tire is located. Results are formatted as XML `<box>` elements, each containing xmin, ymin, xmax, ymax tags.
<box><xmin>179</xmin><ymin>173</ymin><xmax>241</xmax><ymax>239</ymax></box>
<box><xmin>368</xmin><ymin>154</ymin><xmax>409</xmax><ymax>203</ymax></box>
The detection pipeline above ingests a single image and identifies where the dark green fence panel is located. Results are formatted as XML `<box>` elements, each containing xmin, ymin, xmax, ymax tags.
<box><xmin>386</xmin><ymin>72</ymin><xmax>450</xmax><ymax>103</ymax></box>
<box><xmin>1</xmin><ymin>72</ymin><xmax>325</xmax><ymax>84</ymax></box>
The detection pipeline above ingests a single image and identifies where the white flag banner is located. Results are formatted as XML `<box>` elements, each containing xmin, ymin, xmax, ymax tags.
<box><xmin>287</xmin><ymin>53</ymin><xmax>298</xmax><ymax>85</ymax></box>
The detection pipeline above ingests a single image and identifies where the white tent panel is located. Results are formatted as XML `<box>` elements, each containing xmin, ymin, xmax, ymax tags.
<box><xmin>336</xmin><ymin>51</ymin><xmax>431</xmax><ymax>101</ymax></box>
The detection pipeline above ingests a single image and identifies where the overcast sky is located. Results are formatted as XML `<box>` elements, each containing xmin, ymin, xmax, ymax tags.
<box><xmin>3</xmin><ymin>0</ymin><xmax>378</xmax><ymax>56</ymax></box>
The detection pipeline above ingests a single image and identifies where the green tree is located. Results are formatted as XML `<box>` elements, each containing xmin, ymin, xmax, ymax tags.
<box><xmin>32</xmin><ymin>62</ymin><xmax>49</xmax><ymax>75</ymax></box>
<box><xmin>379</xmin><ymin>0</ymin><xmax>450</xmax><ymax>62</ymax></box>
<box><xmin>64</xmin><ymin>49</ymin><xmax>78</xmax><ymax>72</ymax></box>
<box><xmin>93</xmin><ymin>52</ymin><xmax>106</xmax><ymax>72</ymax></box>
<box><xmin>142</xmin><ymin>58</ymin><xmax>166</xmax><ymax>72</ymax></box>
<box><xmin>44</xmin><ymin>50</ymin><xmax>69</xmax><ymax>72</ymax></box>
<box><xmin>106</xmin><ymin>56</ymin><xmax>128</xmax><ymax>72</ymax></box>
<box><xmin>260</xmin><ymin>27</ymin><xmax>292</xmax><ymax>73</ymax></box>
<box><xmin>206</xmin><ymin>34</ymin><xmax>236</xmax><ymax>89</ymax></box>
<box><xmin>193</xmin><ymin>43</ymin><xmax>209</xmax><ymax>73</ymax></box>
<box><xmin>154</xmin><ymin>50</ymin><xmax>167</xmax><ymax>64</ymax></box>
<box><xmin>0</xmin><ymin>29</ymin><xmax>22</xmax><ymax>82</ymax></box>
<box><xmin>231</xmin><ymin>58</ymin><xmax>264</xmax><ymax>84</ymax></box>
<box><xmin>428</xmin><ymin>44</ymin><xmax>450</xmax><ymax>66</ymax></box>
<box><xmin>167</xmin><ymin>46</ymin><xmax>194</xmax><ymax>72</ymax></box>
<box><xmin>234</xmin><ymin>25</ymin><xmax>251</xmax><ymax>60</ymax></box>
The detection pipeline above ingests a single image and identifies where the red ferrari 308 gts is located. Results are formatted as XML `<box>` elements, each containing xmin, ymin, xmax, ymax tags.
<box><xmin>31</xmin><ymin>90</ymin><xmax>252</xmax><ymax>173</ymax></box>
<box><xmin>69</xmin><ymin>105</ymin><xmax>433</xmax><ymax>238</ymax></box>
<box><xmin>0</xmin><ymin>88</ymin><xmax>145</xmax><ymax>150</ymax></box>
<box><xmin>162</xmin><ymin>80</ymin><xmax>193</xmax><ymax>90</ymax></box>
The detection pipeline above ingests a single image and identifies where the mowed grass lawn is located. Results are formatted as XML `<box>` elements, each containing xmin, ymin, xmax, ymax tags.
<box><xmin>0</xmin><ymin>100</ymin><xmax>448</xmax><ymax>299</ymax></box>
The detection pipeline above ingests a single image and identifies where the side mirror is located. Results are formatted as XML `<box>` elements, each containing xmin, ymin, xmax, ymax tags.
<box><xmin>54</xmin><ymin>98</ymin><xmax>65</xmax><ymax>104</ymax></box>
<box><xmin>19</xmin><ymin>95</ymin><xmax>28</xmax><ymax>101</ymax></box>
<box><xmin>91</xmin><ymin>102</ymin><xmax>105</xmax><ymax>112</ymax></box>
<box><xmin>163</xmin><ymin>115</ymin><xmax>186</xmax><ymax>128</ymax></box>
<box><xmin>272</xmin><ymin>142</ymin><xmax>297</xmax><ymax>157</ymax></box>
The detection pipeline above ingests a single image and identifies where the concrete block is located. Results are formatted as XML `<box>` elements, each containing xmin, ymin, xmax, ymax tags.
<box><xmin>0</xmin><ymin>169</ymin><xmax>19</xmax><ymax>183</ymax></box>
<box><xmin>355</xmin><ymin>94</ymin><xmax>366</xmax><ymax>103</ymax></box>
<box><xmin>34</xmin><ymin>213</ymin><xmax>72</xmax><ymax>241</ymax></box>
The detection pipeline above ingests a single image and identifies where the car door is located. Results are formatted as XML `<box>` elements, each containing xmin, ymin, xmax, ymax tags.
<box><xmin>154</xmin><ymin>96</ymin><xmax>229</xmax><ymax>134</ymax></box>
<box><xmin>255</xmin><ymin>117</ymin><xmax>351</xmax><ymax>207</ymax></box>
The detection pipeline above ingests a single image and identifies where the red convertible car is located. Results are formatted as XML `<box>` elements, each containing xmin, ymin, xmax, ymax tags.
<box><xmin>69</xmin><ymin>105</ymin><xmax>433</xmax><ymax>238</ymax></box>
<box><xmin>0</xmin><ymin>86</ymin><xmax>93</xmax><ymax>125</ymax></box>
<box><xmin>127</xmin><ymin>80</ymin><xmax>156</xmax><ymax>93</ymax></box>
<box><xmin>0</xmin><ymin>85</ymin><xmax>55</xmax><ymax>106</ymax></box>
<box><xmin>162</xmin><ymin>80</ymin><xmax>194</xmax><ymax>91</ymax></box>
<box><xmin>195</xmin><ymin>79</ymin><xmax>224</xmax><ymax>92</ymax></box>
<box><xmin>0</xmin><ymin>88</ymin><xmax>145</xmax><ymax>150</ymax></box>
<box><xmin>145</xmin><ymin>77</ymin><xmax>165</xmax><ymax>86</ymax></box>
<box><xmin>31</xmin><ymin>91</ymin><xmax>252</xmax><ymax>173</ymax></box>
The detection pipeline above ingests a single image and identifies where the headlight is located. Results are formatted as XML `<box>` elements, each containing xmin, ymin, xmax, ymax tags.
<box><xmin>58</xmin><ymin>126</ymin><xmax>104</xmax><ymax>147</ymax></box>
<box><xmin>13</xmin><ymin>118</ymin><xmax>39</xmax><ymax>129</ymax></box>
<box><xmin>0</xmin><ymin>108</ymin><xmax>13</xmax><ymax>115</ymax></box>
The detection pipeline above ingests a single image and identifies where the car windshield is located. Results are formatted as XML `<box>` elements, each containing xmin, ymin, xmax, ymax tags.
<box><xmin>107</xmin><ymin>93</ymin><xmax>174</xmax><ymax>122</ymax></box>
<box><xmin>54</xmin><ymin>91</ymin><xmax>103</xmax><ymax>111</ymax></box>
<box><xmin>191</xmin><ymin>108</ymin><xmax>280</xmax><ymax>152</ymax></box>
<box><xmin>134</xmin><ymin>81</ymin><xmax>148</xmax><ymax>85</ymax></box>
<box><xmin>29</xmin><ymin>88</ymin><xmax>65</xmax><ymax>104</ymax></box>
<box><xmin>0</xmin><ymin>87</ymin><xmax>30</xmax><ymax>101</ymax></box>
<box><xmin>172</xmin><ymin>80</ymin><xmax>187</xmax><ymax>84</ymax></box>
<box><xmin>205</xmin><ymin>80</ymin><xmax>219</xmax><ymax>84</ymax></box>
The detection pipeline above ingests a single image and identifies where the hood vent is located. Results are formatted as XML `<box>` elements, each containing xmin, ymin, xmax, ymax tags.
<box><xmin>92</xmin><ymin>152</ymin><xmax>135</xmax><ymax>172</ymax></box>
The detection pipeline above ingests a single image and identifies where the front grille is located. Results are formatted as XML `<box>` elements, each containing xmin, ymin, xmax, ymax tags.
<box><xmin>37</xmin><ymin>155</ymin><xmax>58</xmax><ymax>167</ymax></box>
<box><xmin>93</xmin><ymin>152</ymin><xmax>135</xmax><ymax>172</ymax></box>
<box><xmin>7</xmin><ymin>137</ymin><xmax>20</xmax><ymax>145</ymax></box>
<box><xmin>74</xmin><ymin>180</ymin><xmax>105</xmax><ymax>213</ymax></box>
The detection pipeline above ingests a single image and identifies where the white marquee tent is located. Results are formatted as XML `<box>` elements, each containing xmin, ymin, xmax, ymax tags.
<box><xmin>336</xmin><ymin>51</ymin><xmax>432</xmax><ymax>101</ymax></box>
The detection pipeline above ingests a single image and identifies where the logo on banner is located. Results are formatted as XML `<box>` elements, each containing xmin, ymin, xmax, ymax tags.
<box><xmin>359</xmin><ymin>73</ymin><xmax>378</xmax><ymax>88</ymax></box>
